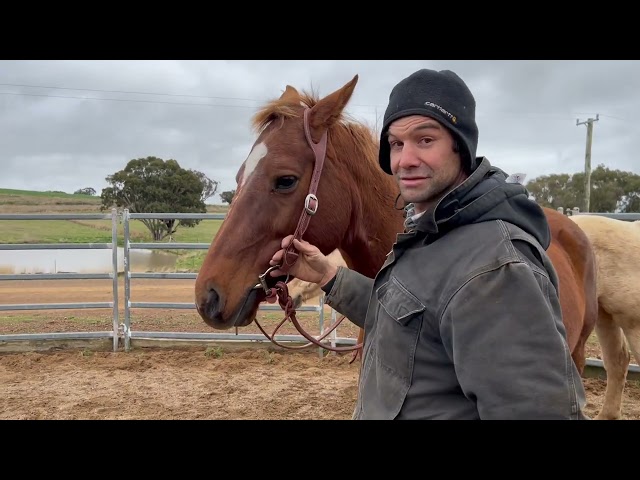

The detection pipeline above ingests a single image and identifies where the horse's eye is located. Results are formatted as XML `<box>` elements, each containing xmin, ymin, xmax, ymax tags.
<box><xmin>275</xmin><ymin>176</ymin><xmax>298</xmax><ymax>192</ymax></box>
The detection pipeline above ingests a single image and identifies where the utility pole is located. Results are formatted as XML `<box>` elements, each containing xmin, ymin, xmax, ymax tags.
<box><xmin>576</xmin><ymin>113</ymin><xmax>599</xmax><ymax>212</ymax></box>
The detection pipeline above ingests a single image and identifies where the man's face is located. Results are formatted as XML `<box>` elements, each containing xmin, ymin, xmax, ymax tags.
<box><xmin>388</xmin><ymin>115</ymin><xmax>466</xmax><ymax>213</ymax></box>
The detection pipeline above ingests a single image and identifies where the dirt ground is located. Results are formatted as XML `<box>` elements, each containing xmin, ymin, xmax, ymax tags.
<box><xmin>1</xmin><ymin>278</ymin><xmax>640</xmax><ymax>420</ymax></box>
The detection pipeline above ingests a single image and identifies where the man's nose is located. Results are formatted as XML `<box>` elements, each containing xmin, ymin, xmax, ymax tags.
<box><xmin>397</xmin><ymin>143</ymin><xmax>422</xmax><ymax>170</ymax></box>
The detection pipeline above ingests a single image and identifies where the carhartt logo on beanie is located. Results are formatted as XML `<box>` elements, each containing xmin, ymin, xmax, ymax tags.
<box><xmin>378</xmin><ymin>69</ymin><xmax>479</xmax><ymax>174</ymax></box>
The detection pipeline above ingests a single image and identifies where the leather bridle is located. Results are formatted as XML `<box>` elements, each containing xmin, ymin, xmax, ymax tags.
<box><xmin>252</xmin><ymin>107</ymin><xmax>363</xmax><ymax>358</ymax></box>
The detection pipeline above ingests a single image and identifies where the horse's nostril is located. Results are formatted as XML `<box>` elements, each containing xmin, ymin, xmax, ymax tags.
<box><xmin>204</xmin><ymin>287</ymin><xmax>222</xmax><ymax>319</ymax></box>
<box><xmin>208</xmin><ymin>287</ymin><xmax>219</xmax><ymax>305</ymax></box>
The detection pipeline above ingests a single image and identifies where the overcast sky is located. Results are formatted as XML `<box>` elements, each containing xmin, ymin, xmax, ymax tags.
<box><xmin>1</xmin><ymin>60</ymin><xmax>638</xmax><ymax>204</ymax></box>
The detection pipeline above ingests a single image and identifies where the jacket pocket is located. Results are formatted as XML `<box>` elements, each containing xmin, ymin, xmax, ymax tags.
<box><xmin>377</xmin><ymin>276</ymin><xmax>426</xmax><ymax>326</ymax></box>
<box><xmin>374</xmin><ymin>275</ymin><xmax>425</xmax><ymax>380</ymax></box>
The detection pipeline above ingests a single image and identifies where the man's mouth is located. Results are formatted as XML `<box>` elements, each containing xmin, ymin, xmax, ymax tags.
<box><xmin>400</xmin><ymin>177</ymin><xmax>429</xmax><ymax>187</ymax></box>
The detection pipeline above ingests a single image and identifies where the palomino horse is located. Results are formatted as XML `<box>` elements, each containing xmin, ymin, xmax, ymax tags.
<box><xmin>289</xmin><ymin>248</ymin><xmax>351</xmax><ymax>309</ymax></box>
<box><xmin>194</xmin><ymin>74</ymin><xmax>597</xmax><ymax>379</ymax></box>
<box><xmin>569</xmin><ymin>214</ymin><xmax>640</xmax><ymax>419</ymax></box>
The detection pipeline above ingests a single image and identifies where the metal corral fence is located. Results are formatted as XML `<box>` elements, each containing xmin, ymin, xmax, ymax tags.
<box><xmin>0</xmin><ymin>209</ymin><xmax>353</xmax><ymax>355</ymax></box>
<box><xmin>559</xmin><ymin>206</ymin><xmax>640</xmax><ymax>220</ymax></box>
<box><xmin>0</xmin><ymin>208</ymin><xmax>639</xmax><ymax>376</ymax></box>
<box><xmin>0</xmin><ymin>209</ymin><xmax>120</xmax><ymax>351</ymax></box>
<box><xmin>120</xmin><ymin>209</ymin><xmax>353</xmax><ymax>354</ymax></box>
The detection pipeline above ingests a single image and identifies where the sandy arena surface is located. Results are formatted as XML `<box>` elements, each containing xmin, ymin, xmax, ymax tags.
<box><xmin>1</xmin><ymin>279</ymin><xmax>639</xmax><ymax>420</ymax></box>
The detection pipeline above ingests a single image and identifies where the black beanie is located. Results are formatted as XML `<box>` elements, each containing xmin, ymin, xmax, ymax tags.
<box><xmin>378</xmin><ymin>69</ymin><xmax>479</xmax><ymax>175</ymax></box>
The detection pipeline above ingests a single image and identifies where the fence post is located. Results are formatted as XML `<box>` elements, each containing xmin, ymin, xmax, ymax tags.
<box><xmin>318</xmin><ymin>293</ymin><xmax>325</xmax><ymax>358</ymax></box>
<box><xmin>123</xmin><ymin>208</ymin><xmax>131</xmax><ymax>352</ymax></box>
<box><xmin>330</xmin><ymin>306</ymin><xmax>337</xmax><ymax>351</ymax></box>
<box><xmin>111</xmin><ymin>208</ymin><xmax>119</xmax><ymax>352</ymax></box>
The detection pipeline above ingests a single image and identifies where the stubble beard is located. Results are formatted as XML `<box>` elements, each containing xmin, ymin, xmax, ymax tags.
<box><xmin>400</xmin><ymin>175</ymin><xmax>452</xmax><ymax>207</ymax></box>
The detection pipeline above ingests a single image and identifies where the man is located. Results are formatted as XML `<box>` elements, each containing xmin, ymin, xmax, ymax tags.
<box><xmin>268</xmin><ymin>68</ymin><xmax>588</xmax><ymax>420</ymax></box>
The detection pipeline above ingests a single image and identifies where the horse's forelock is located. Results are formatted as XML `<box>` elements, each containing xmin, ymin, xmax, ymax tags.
<box><xmin>250</xmin><ymin>86</ymin><xmax>377</xmax><ymax>151</ymax></box>
<box><xmin>251</xmin><ymin>90</ymin><xmax>321</xmax><ymax>134</ymax></box>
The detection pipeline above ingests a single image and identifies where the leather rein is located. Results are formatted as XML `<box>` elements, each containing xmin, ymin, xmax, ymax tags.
<box><xmin>251</xmin><ymin>108</ymin><xmax>363</xmax><ymax>358</ymax></box>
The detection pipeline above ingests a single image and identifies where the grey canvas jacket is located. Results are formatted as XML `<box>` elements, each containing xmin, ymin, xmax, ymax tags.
<box><xmin>322</xmin><ymin>158</ymin><xmax>588</xmax><ymax>420</ymax></box>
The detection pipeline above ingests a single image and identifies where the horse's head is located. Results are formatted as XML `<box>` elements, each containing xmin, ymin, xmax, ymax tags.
<box><xmin>195</xmin><ymin>74</ymin><xmax>378</xmax><ymax>329</ymax></box>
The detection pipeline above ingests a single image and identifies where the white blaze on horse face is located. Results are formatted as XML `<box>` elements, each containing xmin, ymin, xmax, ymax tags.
<box><xmin>240</xmin><ymin>142</ymin><xmax>268</xmax><ymax>188</ymax></box>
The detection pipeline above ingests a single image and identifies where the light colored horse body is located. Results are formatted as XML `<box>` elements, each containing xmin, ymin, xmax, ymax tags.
<box><xmin>288</xmin><ymin>248</ymin><xmax>350</xmax><ymax>308</ymax></box>
<box><xmin>570</xmin><ymin>214</ymin><xmax>640</xmax><ymax>420</ymax></box>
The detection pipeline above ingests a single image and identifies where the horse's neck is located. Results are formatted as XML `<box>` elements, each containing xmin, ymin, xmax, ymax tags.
<box><xmin>326</xmin><ymin>126</ymin><xmax>405</xmax><ymax>278</ymax></box>
<box><xmin>341</xmin><ymin>170</ymin><xmax>405</xmax><ymax>279</ymax></box>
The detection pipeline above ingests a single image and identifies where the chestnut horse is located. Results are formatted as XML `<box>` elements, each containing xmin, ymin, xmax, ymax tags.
<box><xmin>194</xmin><ymin>74</ymin><xmax>598</xmax><ymax>378</ymax></box>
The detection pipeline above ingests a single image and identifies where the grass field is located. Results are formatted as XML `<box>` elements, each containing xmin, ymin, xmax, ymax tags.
<box><xmin>0</xmin><ymin>188</ymin><xmax>97</xmax><ymax>200</ymax></box>
<box><xmin>0</xmin><ymin>188</ymin><xmax>228</xmax><ymax>271</ymax></box>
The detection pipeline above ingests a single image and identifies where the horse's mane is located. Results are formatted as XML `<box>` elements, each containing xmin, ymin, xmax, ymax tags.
<box><xmin>251</xmin><ymin>88</ymin><xmax>381</xmax><ymax>164</ymax></box>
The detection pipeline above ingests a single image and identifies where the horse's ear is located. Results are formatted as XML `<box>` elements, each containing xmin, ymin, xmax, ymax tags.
<box><xmin>280</xmin><ymin>85</ymin><xmax>300</xmax><ymax>102</ymax></box>
<box><xmin>308</xmin><ymin>74</ymin><xmax>359</xmax><ymax>141</ymax></box>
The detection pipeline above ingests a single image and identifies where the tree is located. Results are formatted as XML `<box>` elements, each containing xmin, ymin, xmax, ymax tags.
<box><xmin>191</xmin><ymin>169</ymin><xmax>219</xmax><ymax>203</ymax></box>
<box><xmin>100</xmin><ymin>156</ymin><xmax>218</xmax><ymax>241</ymax></box>
<box><xmin>220</xmin><ymin>190</ymin><xmax>236</xmax><ymax>205</ymax></box>
<box><xmin>524</xmin><ymin>173</ymin><xmax>577</xmax><ymax>211</ymax></box>
<box><xmin>74</xmin><ymin>187</ymin><xmax>96</xmax><ymax>196</ymax></box>
<box><xmin>526</xmin><ymin>164</ymin><xmax>640</xmax><ymax>213</ymax></box>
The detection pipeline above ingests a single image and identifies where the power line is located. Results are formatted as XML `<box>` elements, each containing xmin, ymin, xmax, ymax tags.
<box><xmin>5</xmin><ymin>82</ymin><xmax>630</xmax><ymax>120</ymax></box>
<box><xmin>0</xmin><ymin>82</ymin><xmax>386</xmax><ymax>110</ymax></box>
<box><xmin>597</xmin><ymin>113</ymin><xmax>628</xmax><ymax>122</ymax></box>
<box><xmin>0</xmin><ymin>91</ymin><xmax>260</xmax><ymax>109</ymax></box>
<box><xmin>0</xmin><ymin>82</ymin><xmax>260</xmax><ymax>103</ymax></box>
<box><xmin>0</xmin><ymin>85</ymin><xmax>631</xmax><ymax>123</ymax></box>
<box><xmin>0</xmin><ymin>90</ymin><xmax>385</xmax><ymax>112</ymax></box>
<box><xmin>574</xmin><ymin>111</ymin><xmax>628</xmax><ymax>122</ymax></box>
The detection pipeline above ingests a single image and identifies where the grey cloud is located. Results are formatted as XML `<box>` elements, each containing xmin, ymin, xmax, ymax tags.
<box><xmin>1</xmin><ymin>60</ymin><xmax>639</xmax><ymax>201</ymax></box>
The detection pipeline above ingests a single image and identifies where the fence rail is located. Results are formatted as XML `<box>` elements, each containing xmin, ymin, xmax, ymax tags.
<box><xmin>0</xmin><ymin>209</ymin><xmax>120</xmax><ymax>351</ymax></box>
<box><xmin>0</xmin><ymin>208</ymin><xmax>638</xmax><ymax>375</ymax></box>
<box><xmin>0</xmin><ymin>209</ymin><xmax>349</xmax><ymax>356</ymax></box>
<box><xmin>558</xmin><ymin>206</ymin><xmax>640</xmax><ymax>221</ymax></box>
<box><xmin>121</xmin><ymin>209</ymin><xmax>342</xmax><ymax>355</ymax></box>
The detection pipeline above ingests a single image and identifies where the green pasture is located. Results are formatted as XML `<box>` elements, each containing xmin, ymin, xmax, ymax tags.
<box><xmin>0</xmin><ymin>188</ymin><xmax>97</xmax><ymax>199</ymax></box>
<box><xmin>0</xmin><ymin>188</ymin><xmax>227</xmax><ymax>272</ymax></box>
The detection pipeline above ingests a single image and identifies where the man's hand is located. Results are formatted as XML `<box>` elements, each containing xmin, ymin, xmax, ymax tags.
<box><xmin>269</xmin><ymin>235</ymin><xmax>338</xmax><ymax>287</ymax></box>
